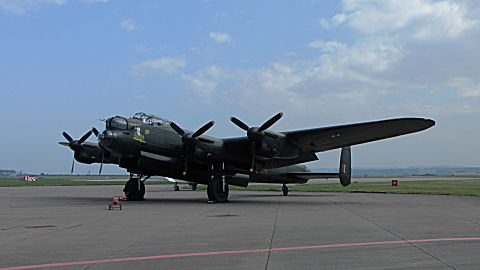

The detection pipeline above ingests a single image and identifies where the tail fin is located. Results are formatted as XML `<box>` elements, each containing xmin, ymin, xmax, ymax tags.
<box><xmin>339</xmin><ymin>146</ymin><xmax>351</xmax><ymax>186</ymax></box>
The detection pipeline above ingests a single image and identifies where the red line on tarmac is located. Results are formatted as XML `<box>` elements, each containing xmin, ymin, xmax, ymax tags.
<box><xmin>2</xmin><ymin>237</ymin><xmax>480</xmax><ymax>270</ymax></box>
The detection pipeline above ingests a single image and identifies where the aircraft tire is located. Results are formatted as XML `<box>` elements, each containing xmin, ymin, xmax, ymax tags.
<box><xmin>282</xmin><ymin>185</ymin><xmax>289</xmax><ymax>196</ymax></box>
<box><xmin>124</xmin><ymin>178</ymin><xmax>145</xmax><ymax>201</ymax></box>
<box><xmin>207</xmin><ymin>183</ymin><xmax>214</xmax><ymax>201</ymax></box>
<box><xmin>207</xmin><ymin>176</ymin><xmax>229</xmax><ymax>203</ymax></box>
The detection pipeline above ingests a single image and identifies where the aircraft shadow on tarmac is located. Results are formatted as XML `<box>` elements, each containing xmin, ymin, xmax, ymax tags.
<box><xmin>28</xmin><ymin>192</ymin><xmax>369</xmax><ymax>206</ymax></box>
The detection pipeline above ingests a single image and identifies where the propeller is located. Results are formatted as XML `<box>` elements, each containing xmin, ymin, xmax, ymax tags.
<box><xmin>230</xmin><ymin>112</ymin><xmax>283</xmax><ymax>172</ymax></box>
<box><xmin>169</xmin><ymin>120</ymin><xmax>215</xmax><ymax>175</ymax></box>
<box><xmin>91</xmin><ymin>127</ymin><xmax>99</xmax><ymax>137</ymax></box>
<box><xmin>91</xmin><ymin>127</ymin><xmax>104</xmax><ymax>175</ymax></box>
<box><xmin>59</xmin><ymin>129</ymin><xmax>95</xmax><ymax>174</ymax></box>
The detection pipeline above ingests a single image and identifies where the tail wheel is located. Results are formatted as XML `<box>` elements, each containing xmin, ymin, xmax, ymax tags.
<box><xmin>282</xmin><ymin>184</ymin><xmax>288</xmax><ymax>196</ymax></box>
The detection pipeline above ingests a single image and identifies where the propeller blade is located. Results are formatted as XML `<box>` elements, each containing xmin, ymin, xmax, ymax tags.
<box><xmin>192</xmin><ymin>121</ymin><xmax>215</xmax><ymax>138</ymax></box>
<box><xmin>92</xmin><ymin>127</ymin><xmax>99</xmax><ymax>137</ymax></box>
<box><xmin>62</xmin><ymin>132</ymin><xmax>73</xmax><ymax>142</ymax></box>
<box><xmin>71</xmin><ymin>156</ymin><xmax>75</xmax><ymax>174</ymax></box>
<box><xmin>250</xmin><ymin>141</ymin><xmax>256</xmax><ymax>172</ymax></box>
<box><xmin>169</xmin><ymin>121</ymin><xmax>186</xmax><ymax>136</ymax></box>
<box><xmin>78</xmin><ymin>130</ymin><xmax>93</xmax><ymax>144</ymax></box>
<box><xmin>58</xmin><ymin>142</ymin><xmax>69</xmax><ymax>146</ymax></box>
<box><xmin>230</xmin><ymin>117</ymin><xmax>250</xmax><ymax>131</ymax></box>
<box><xmin>182</xmin><ymin>145</ymin><xmax>190</xmax><ymax>175</ymax></box>
<box><xmin>170</xmin><ymin>120</ymin><xmax>214</xmax><ymax>175</ymax></box>
<box><xmin>258</xmin><ymin>112</ymin><xmax>283</xmax><ymax>132</ymax></box>
<box><xmin>99</xmin><ymin>152</ymin><xmax>104</xmax><ymax>175</ymax></box>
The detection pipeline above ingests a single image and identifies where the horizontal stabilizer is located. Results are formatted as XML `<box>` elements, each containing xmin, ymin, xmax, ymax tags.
<box><xmin>165</xmin><ymin>177</ymin><xmax>177</xmax><ymax>183</ymax></box>
<box><xmin>286</xmin><ymin>172</ymin><xmax>339</xmax><ymax>180</ymax></box>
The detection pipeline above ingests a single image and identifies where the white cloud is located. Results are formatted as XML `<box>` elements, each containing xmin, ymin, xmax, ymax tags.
<box><xmin>318</xmin><ymin>18</ymin><xmax>330</xmax><ymax>28</ymax></box>
<box><xmin>178</xmin><ymin>1</ymin><xmax>480</xmax><ymax>124</ymax></box>
<box><xmin>125</xmin><ymin>0</ymin><xmax>480</xmax><ymax>128</ymax></box>
<box><xmin>309</xmin><ymin>38</ymin><xmax>405</xmax><ymax>76</ymax></box>
<box><xmin>308</xmin><ymin>40</ymin><xmax>346</xmax><ymax>52</ymax></box>
<box><xmin>461</xmin><ymin>87</ymin><xmax>480</xmax><ymax>97</ymax></box>
<box><xmin>131</xmin><ymin>57</ymin><xmax>186</xmax><ymax>77</ymax></box>
<box><xmin>331</xmin><ymin>0</ymin><xmax>476</xmax><ymax>40</ymax></box>
<box><xmin>181</xmin><ymin>65</ymin><xmax>234</xmax><ymax>104</ymax></box>
<box><xmin>209</xmin><ymin>32</ymin><xmax>232</xmax><ymax>43</ymax></box>
<box><xmin>0</xmin><ymin>0</ymin><xmax>65</xmax><ymax>15</ymax></box>
<box><xmin>133</xmin><ymin>44</ymin><xmax>150</xmax><ymax>53</ymax></box>
<box><xmin>0</xmin><ymin>0</ymin><xmax>108</xmax><ymax>14</ymax></box>
<box><xmin>120</xmin><ymin>19</ymin><xmax>140</xmax><ymax>31</ymax></box>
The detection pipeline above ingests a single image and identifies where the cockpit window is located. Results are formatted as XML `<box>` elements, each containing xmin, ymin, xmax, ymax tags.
<box><xmin>132</xmin><ymin>112</ymin><xmax>169</xmax><ymax>126</ymax></box>
<box><xmin>107</xmin><ymin>116</ymin><xmax>128</xmax><ymax>130</ymax></box>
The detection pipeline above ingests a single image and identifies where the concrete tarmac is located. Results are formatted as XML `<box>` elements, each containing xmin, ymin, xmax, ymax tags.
<box><xmin>1</xmin><ymin>185</ymin><xmax>480</xmax><ymax>269</ymax></box>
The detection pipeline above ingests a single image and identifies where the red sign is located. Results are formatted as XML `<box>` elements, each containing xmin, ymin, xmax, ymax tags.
<box><xmin>22</xmin><ymin>175</ymin><xmax>36</xmax><ymax>182</ymax></box>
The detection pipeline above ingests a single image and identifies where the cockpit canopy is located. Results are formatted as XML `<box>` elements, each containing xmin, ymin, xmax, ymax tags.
<box><xmin>105</xmin><ymin>113</ymin><xmax>170</xmax><ymax>131</ymax></box>
<box><xmin>132</xmin><ymin>112</ymin><xmax>170</xmax><ymax>126</ymax></box>
<box><xmin>106</xmin><ymin>116</ymin><xmax>128</xmax><ymax>130</ymax></box>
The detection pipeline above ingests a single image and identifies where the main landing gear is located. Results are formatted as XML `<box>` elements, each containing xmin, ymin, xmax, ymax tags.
<box><xmin>282</xmin><ymin>184</ymin><xmax>289</xmax><ymax>196</ymax></box>
<box><xmin>124</xmin><ymin>174</ymin><xmax>150</xmax><ymax>201</ymax></box>
<box><xmin>207</xmin><ymin>162</ymin><xmax>229</xmax><ymax>203</ymax></box>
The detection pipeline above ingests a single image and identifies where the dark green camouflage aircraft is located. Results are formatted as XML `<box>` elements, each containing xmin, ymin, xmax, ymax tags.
<box><xmin>59</xmin><ymin>112</ymin><xmax>435</xmax><ymax>203</ymax></box>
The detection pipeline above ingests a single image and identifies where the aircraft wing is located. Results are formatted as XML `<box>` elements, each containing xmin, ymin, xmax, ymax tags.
<box><xmin>284</xmin><ymin>118</ymin><xmax>435</xmax><ymax>153</ymax></box>
<box><xmin>223</xmin><ymin>118</ymin><xmax>434</xmax><ymax>169</ymax></box>
<box><xmin>58</xmin><ymin>141</ymin><xmax>99</xmax><ymax>147</ymax></box>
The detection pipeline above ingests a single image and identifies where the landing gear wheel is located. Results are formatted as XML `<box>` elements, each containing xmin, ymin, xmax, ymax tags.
<box><xmin>282</xmin><ymin>184</ymin><xmax>289</xmax><ymax>196</ymax></box>
<box><xmin>123</xmin><ymin>178</ymin><xmax>145</xmax><ymax>201</ymax></box>
<box><xmin>191</xmin><ymin>183</ymin><xmax>197</xmax><ymax>191</ymax></box>
<box><xmin>174</xmin><ymin>183</ymin><xmax>180</xmax><ymax>191</ymax></box>
<box><xmin>207</xmin><ymin>175</ymin><xmax>229</xmax><ymax>203</ymax></box>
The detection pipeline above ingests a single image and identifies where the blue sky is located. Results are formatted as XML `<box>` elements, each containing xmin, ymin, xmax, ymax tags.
<box><xmin>1</xmin><ymin>0</ymin><xmax>479</xmax><ymax>174</ymax></box>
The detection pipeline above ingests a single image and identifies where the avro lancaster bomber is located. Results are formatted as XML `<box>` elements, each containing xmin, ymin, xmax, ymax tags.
<box><xmin>60</xmin><ymin>112</ymin><xmax>435</xmax><ymax>203</ymax></box>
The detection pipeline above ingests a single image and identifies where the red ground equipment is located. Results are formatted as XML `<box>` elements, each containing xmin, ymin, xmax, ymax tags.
<box><xmin>109</xmin><ymin>196</ymin><xmax>123</xmax><ymax>210</ymax></box>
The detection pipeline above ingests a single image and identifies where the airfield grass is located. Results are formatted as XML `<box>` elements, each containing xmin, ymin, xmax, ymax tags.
<box><xmin>202</xmin><ymin>179</ymin><xmax>480</xmax><ymax>197</ymax></box>
<box><xmin>0</xmin><ymin>175</ymin><xmax>169</xmax><ymax>187</ymax></box>
<box><xmin>2</xmin><ymin>176</ymin><xmax>480</xmax><ymax>197</ymax></box>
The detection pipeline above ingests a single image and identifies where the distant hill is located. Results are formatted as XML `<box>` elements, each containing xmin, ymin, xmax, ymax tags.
<box><xmin>0</xmin><ymin>169</ymin><xmax>17</xmax><ymax>176</ymax></box>
<box><xmin>311</xmin><ymin>166</ymin><xmax>480</xmax><ymax>177</ymax></box>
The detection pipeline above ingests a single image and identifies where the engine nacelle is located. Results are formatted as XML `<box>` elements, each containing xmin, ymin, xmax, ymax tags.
<box><xmin>256</xmin><ymin>133</ymin><xmax>300</xmax><ymax>159</ymax></box>
<box><xmin>74</xmin><ymin>150</ymin><xmax>100</xmax><ymax>164</ymax></box>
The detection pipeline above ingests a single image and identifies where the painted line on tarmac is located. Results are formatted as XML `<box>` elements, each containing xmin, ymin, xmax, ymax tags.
<box><xmin>2</xmin><ymin>237</ymin><xmax>480</xmax><ymax>270</ymax></box>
